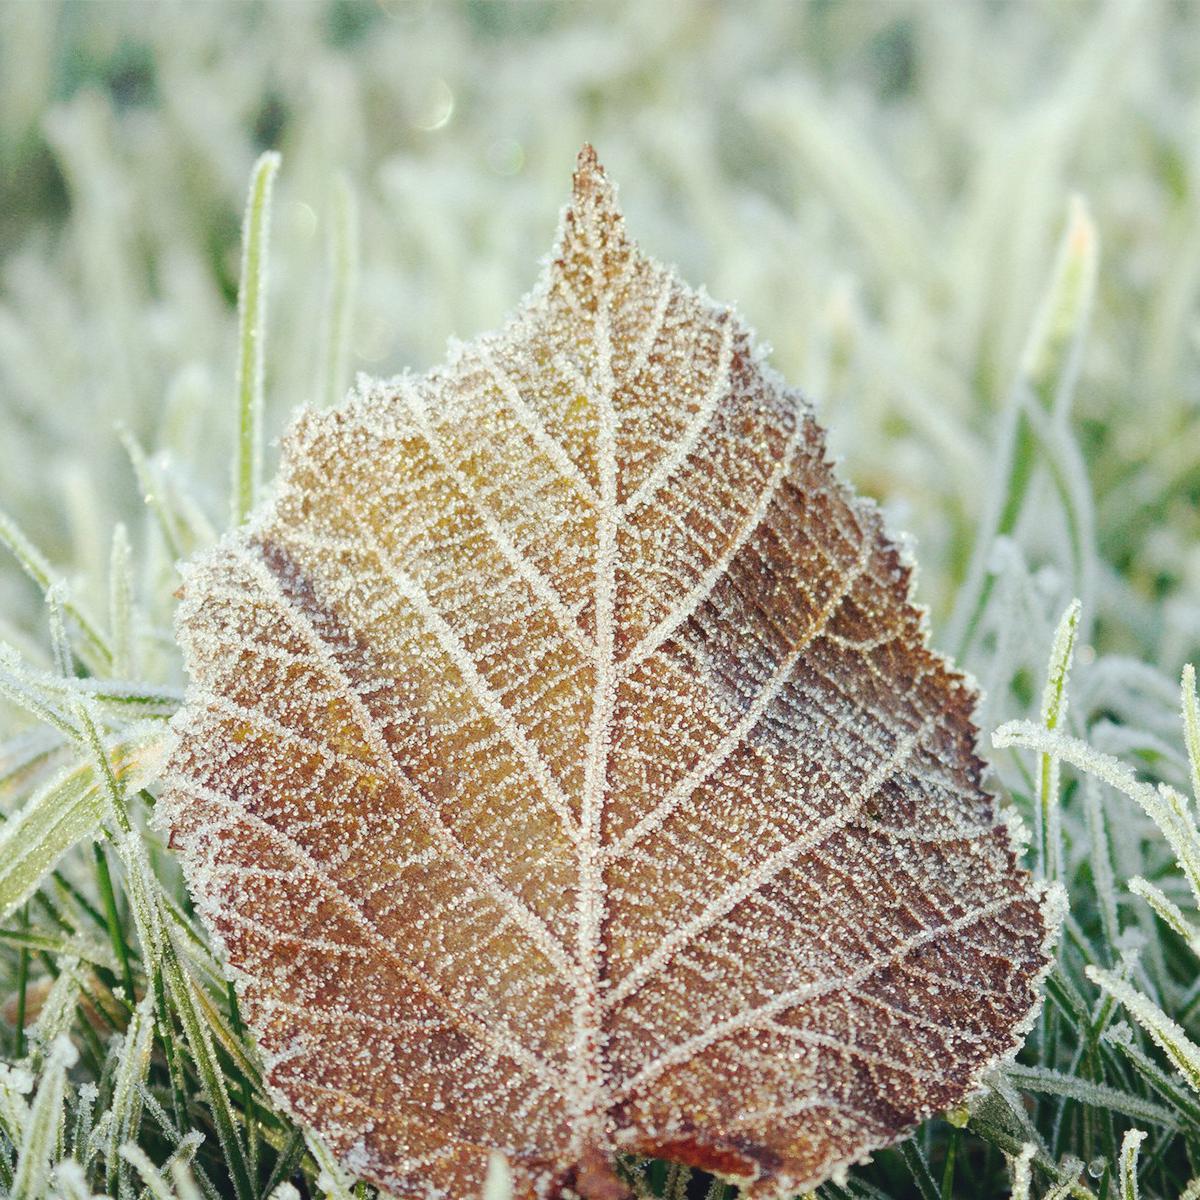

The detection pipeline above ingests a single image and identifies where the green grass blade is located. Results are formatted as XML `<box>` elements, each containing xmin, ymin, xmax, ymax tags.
<box><xmin>1088</xmin><ymin>967</ymin><xmax>1200</xmax><ymax>1095</ymax></box>
<box><xmin>1117</xmin><ymin>1129</ymin><xmax>1145</xmax><ymax>1200</ymax></box>
<box><xmin>107</xmin><ymin>991</ymin><xmax>155</xmax><ymax>1193</ymax></box>
<box><xmin>897</xmin><ymin>1139</ymin><xmax>939</xmax><ymax>1200</ymax></box>
<box><xmin>0</xmin><ymin>508</ymin><xmax>112</xmax><ymax>671</ymax></box>
<box><xmin>1184</xmin><ymin>664</ymin><xmax>1200</xmax><ymax>807</ymax></box>
<box><xmin>161</xmin><ymin>928</ymin><xmax>256</xmax><ymax>1200</ymax></box>
<box><xmin>1009</xmin><ymin>1143</ymin><xmax>1035</xmax><ymax>1200</ymax></box>
<box><xmin>947</xmin><ymin>198</ymin><xmax>1098</xmax><ymax>659</ymax></box>
<box><xmin>9</xmin><ymin>1036</ymin><xmax>70</xmax><ymax>1200</ymax></box>
<box><xmin>1038</xmin><ymin>598</ymin><xmax>1081</xmax><ymax>881</ymax></box>
<box><xmin>121</xmin><ymin>1141</ymin><xmax>179</xmax><ymax>1200</ymax></box>
<box><xmin>1005</xmin><ymin>1064</ymin><xmax>1179</xmax><ymax>1129</ymax></box>
<box><xmin>233</xmin><ymin>151</ymin><xmax>281</xmax><ymax>527</ymax></box>
<box><xmin>108</xmin><ymin>523</ymin><xmax>135</xmax><ymax>678</ymax></box>
<box><xmin>0</xmin><ymin>764</ymin><xmax>103</xmax><ymax>923</ymax></box>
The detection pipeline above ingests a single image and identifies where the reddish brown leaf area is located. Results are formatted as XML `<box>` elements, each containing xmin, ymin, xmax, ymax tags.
<box><xmin>160</xmin><ymin>147</ymin><xmax>1057</xmax><ymax>1199</ymax></box>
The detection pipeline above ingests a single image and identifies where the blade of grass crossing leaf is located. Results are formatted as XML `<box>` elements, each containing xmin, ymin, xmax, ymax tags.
<box><xmin>233</xmin><ymin>151</ymin><xmax>281</xmax><ymax>526</ymax></box>
<box><xmin>225</xmin><ymin>980</ymin><xmax>258</xmax><ymax>1176</ymax></box>
<box><xmin>664</xmin><ymin>1162</ymin><xmax>692</xmax><ymax>1200</ymax></box>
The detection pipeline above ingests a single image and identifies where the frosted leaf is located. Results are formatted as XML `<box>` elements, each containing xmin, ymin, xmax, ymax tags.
<box><xmin>159</xmin><ymin>147</ymin><xmax>1055</xmax><ymax>1199</ymax></box>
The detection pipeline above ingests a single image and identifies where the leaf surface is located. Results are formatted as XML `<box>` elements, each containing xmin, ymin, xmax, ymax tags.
<box><xmin>161</xmin><ymin>148</ymin><xmax>1055</xmax><ymax>1199</ymax></box>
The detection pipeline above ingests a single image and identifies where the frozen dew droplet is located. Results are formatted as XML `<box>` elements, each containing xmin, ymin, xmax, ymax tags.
<box><xmin>159</xmin><ymin>147</ymin><xmax>1057</xmax><ymax>1200</ymax></box>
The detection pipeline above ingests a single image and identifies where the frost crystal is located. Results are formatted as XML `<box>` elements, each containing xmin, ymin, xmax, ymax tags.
<box><xmin>160</xmin><ymin>147</ymin><xmax>1055</xmax><ymax>1199</ymax></box>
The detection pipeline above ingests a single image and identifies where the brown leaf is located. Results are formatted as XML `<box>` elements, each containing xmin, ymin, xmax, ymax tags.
<box><xmin>160</xmin><ymin>147</ymin><xmax>1057</xmax><ymax>1199</ymax></box>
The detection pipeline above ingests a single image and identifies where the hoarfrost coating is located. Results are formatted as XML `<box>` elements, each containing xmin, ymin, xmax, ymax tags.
<box><xmin>159</xmin><ymin>147</ymin><xmax>1057</xmax><ymax>1199</ymax></box>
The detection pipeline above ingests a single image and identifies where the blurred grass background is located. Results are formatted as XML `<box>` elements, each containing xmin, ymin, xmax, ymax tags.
<box><xmin>2</xmin><ymin>0</ymin><xmax>1197</xmax><ymax>677</ymax></box>
<box><xmin>3</xmin><ymin>3</ymin><xmax>1200</xmax><ymax>1198</ymax></box>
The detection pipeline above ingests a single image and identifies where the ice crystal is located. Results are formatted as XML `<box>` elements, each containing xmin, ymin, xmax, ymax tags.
<box><xmin>160</xmin><ymin>148</ymin><xmax>1055</xmax><ymax>1199</ymax></box>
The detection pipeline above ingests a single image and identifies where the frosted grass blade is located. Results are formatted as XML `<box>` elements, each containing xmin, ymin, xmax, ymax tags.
<box><xmin>1038</xmin><ymin>599</ymin><xmax>1081</xmax><ymax>881</ymax></box>
<box><xmin>1087</xmin><ymin>967</ymin><xmax>1200</xmax><ymax>1095</ymax></box>
<box><xmin>10</xmin><ymin>1037</ymin><xmax>72</xmax><ymax>1200</ymax></box>
<box><xmin>948</xmin><ymin>199</ymin><xmax>1098</xmax><ymax>659</ymax></box>
<box><xmin>1118</xmin><ymin>1129</ymin><xmax>1145</xmax><ymax>1200</ymax></box>
<box><xmin>233</xmin><ymin>151</ymin><xmax>281</xmax><ymax>526</ymax></box>
<box><xmin>0</xmin><ymin>509</ymin><xmax>112</xmax><ymax>670</ymax></box>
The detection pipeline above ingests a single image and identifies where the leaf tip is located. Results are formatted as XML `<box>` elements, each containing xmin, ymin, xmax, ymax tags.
<box><xmin>568</xmin><ymin>142</ymin><xmax>623</xmax><ymax>229</ymax></box>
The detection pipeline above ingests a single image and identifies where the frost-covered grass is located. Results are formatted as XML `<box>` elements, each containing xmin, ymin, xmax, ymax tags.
<box><xmin>1</xmin><ymin>2</ymin><xmax>1199</xmax><ymax>1198</ymax></box>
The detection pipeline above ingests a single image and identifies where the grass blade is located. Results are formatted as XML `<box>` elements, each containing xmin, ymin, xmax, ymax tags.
<box><xmin>947</xmin><ymin>198</ymin><xmax>1098</xmax><ymax>659</ymax></box>
<box><xmin>233</xmin><ymin>151</ymin><xmax>281</xmax><ymax>526</ymax></box>
<box><xmin>1038</xmin><ymin>598</ymin><xmax>1081</xmax><ymax>881</ymax></box>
